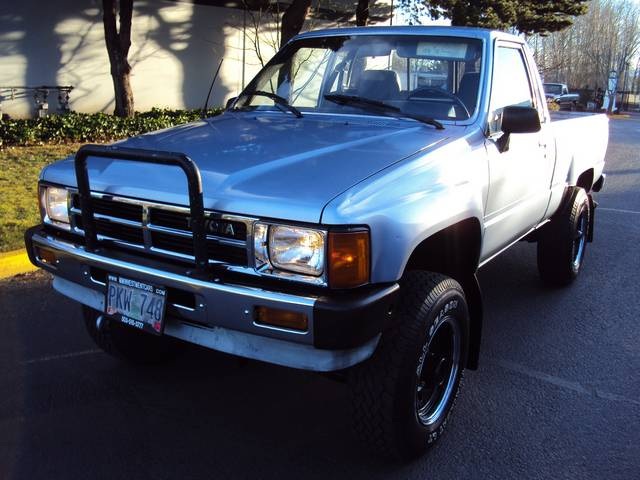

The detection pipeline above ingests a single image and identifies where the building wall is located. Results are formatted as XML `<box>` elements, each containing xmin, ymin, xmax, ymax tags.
<box><xmin>0</xmin><ymin>0</ymin><xmax>390</xmax><ymax>118</ymax></box>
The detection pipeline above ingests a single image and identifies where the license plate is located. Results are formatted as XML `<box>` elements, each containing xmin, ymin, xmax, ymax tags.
<box><xmin>106</xmin><ymin>274</ymin><xmax>167</xmax><ymax>335</ymax></box>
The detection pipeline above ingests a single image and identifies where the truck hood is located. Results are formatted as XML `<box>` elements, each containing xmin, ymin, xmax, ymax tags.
<box><xmin>42</xmin><ymin>111</ymin><xmax>452</xmax><ymax>223</ymax></box>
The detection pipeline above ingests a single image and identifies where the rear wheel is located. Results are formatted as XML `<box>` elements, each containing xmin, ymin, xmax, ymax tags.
<box><xmin>349</xmin><ymin>271</ymin><xmax>469</xmax><ymax>460</ymax></box>
<box><xmin>83</xmin><ymin>306</ymin><xmax>182</xmax><ymax>364</ymax></box>
<box><xmin>537</xmin><ymin>187</ymin><xmax>590</xmax><ymax>286</ymax></box>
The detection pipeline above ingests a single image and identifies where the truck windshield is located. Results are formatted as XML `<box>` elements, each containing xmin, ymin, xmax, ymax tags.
<box><xmin>234</xmin><ymin>35</ymin><xmax>483</xmax><ymax>122</ymax></box>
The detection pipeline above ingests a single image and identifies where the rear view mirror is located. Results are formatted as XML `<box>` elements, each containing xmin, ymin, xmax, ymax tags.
<box><xmin>501</xmin><ymin>105</ymin><xmax>541</xmax><ymax>134</ymax></box>
<box><xmin>495</xmin><ymin>105</ymin><xmax>541</xmax><ymax>153</ymax></box>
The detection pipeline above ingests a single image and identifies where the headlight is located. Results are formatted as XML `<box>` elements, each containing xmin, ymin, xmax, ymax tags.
<box><xmin>40</xmin><ymin>186</ymin><xmax>70</xmax><ymax>226</ymax></box>
<box><xmin>269</xmin><ymin>225</ymin><xmax>325</xmax><ymax>276</ymax></box>
<box><xmin>253</xmin><ymin>223</ymin><xmax>370</xmax><ymax>288</ymax></box>
<box><xmin>254</xmin><ymin>223</ymin><xmax>325</xmax><ymax>278</ymax></box>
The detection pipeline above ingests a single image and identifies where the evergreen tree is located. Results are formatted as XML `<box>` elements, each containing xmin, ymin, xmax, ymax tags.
<box><xmin>426</xmin><ymin>0</ymin><xmax>518</xmax><ymax>30</ymax></box>
<box><xmin>516</xmin><ymin>0</ymin><xmax>589</xmax><ymax>34</ymax></box>
<box><xmin>400</xmin><ymin>0</ymin><xmax>589</xmax><ymax>34</ymax></box>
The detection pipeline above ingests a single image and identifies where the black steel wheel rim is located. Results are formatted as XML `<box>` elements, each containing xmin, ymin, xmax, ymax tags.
<box><xmin>415</xmin><ymin>315</ymin><xmax>461</xmax><ymax>426</ymax></box>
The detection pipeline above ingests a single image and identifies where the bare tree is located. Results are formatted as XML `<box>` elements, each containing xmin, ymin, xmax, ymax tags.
<box><xmin>356</xmin><ymin>0</ymin><xmax>370</xmax><ymax>26</ymax></box>
<box><xmin>529</xmin><ymin>0</ymin><xmax>640</xmax><ymax>96</ymax></box>
<box><xmin>281</xmin><ymin>0</ymin><xmax>313</xmax><ymax>47</ymax></box>
<box><xmin>239</xmin><ymin>0</ymin><xmax>387</xmax><ymax>79</ymax></box>
<box><xmin>102</xmin><ymin>0</ymin><xmax>134</xmax><ymax>117</ymax></box>
<box><xmin>240</xmin><ymin>0</ymin><xmax>357</xmax><ymax>69</ymax></box>
<box><xmin>242</xmin><ymin>2</ymin><xmax>282</xmax><ymax>68</ymax></box>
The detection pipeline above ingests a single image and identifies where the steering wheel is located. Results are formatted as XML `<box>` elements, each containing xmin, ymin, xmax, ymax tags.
<box><xmin>407</xmin><ymin>87</ymin><xmax>471</xmax><ymax>119</ymax></box>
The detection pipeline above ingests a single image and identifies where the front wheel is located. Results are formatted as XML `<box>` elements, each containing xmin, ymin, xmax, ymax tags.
<box><xmin>349</xmin><ymin>271</ymin><xmax>469</xmax><ymax>460</ymax></box>
<box><xmin>537</xmin><ymin>187</ymin><xmax>591</xmax><ymax>286</ymax></box>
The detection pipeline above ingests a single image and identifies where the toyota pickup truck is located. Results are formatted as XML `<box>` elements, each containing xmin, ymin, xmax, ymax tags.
<box><xmin>544</xmin><ymin>82</ymin><xmax>580</xmax><ymax>109</ymax></box>
<box><xmin>25</xmin><ymin>26</ymin><xmax>608</xmax><ymax>460</ymax></box>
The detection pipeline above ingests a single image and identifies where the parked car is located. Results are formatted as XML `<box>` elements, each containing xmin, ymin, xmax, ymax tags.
<box><xmin>544</xmin><ymin>82</ymin><xmax>581</xmax><ymax>109</ymax></box>
<box><xmin>26</xmin><ymin>26</ymin><xmax>608</xmax><ymax>460</ymax></box>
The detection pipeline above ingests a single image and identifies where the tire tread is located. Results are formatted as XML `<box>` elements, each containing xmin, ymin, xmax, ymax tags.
<box><xmin>538</xmin><ymin>186</ymin><xmax>590</xmax><ymax>286</ymax></box>
<box><xmin>350</xmin><ymin>271</ymin><xmax>465</xmax><ymax>460</ymax></box>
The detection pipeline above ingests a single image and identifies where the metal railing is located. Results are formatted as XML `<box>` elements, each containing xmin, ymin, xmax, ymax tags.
<box><xmin>0</xmin><ymin>85</ymin><xmax>74</xmax><ymax>117</ymax></box>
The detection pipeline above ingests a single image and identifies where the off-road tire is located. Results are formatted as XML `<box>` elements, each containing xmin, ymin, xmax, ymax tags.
<box><xmin>537</xmin><ymin>186</ymin><xmax>590</xmax><ymax>286</ymax></box>
<box><xmin>82</xmin><ymin>306</ymin><xmax>182</xmax><ymax>364</ymax></box>
<box><xmin>349</xmin><ymin>271</ymin><xmax>469</xmax><ymax>461</ymax></box>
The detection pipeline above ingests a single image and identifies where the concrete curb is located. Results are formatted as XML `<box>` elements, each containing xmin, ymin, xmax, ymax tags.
<box><xmin>0</xmin><ymin>249</ymin><xmax>38</xmax><ymax>280</ymax></box>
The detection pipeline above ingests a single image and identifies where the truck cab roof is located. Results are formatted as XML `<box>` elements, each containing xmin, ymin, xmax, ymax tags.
<box><xmin>294</xmin><ymin>25</ymin><xmax>525</xmax><ymax>45</ymax></box>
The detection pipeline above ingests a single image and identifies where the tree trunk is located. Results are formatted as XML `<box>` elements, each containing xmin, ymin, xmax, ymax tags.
<box><xmin>356</xmin><ymin>0</ymin><xmax>370</xmax><ymax>26</ymax></box>
<box><xmin>280</xmin><ymin>0</ymin><xmax>311</xmax><ymax>48</ymax></box>
<box><xmin>102</xmin><ymin>0</ymin><xmax>134</xmax><ymax>117</ymax></box>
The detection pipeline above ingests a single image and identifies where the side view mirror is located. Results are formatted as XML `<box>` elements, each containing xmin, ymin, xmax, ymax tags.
<box><xmin>496</xmin><ymin>105</ymin><xmax>541</xmax><ymax>153</ymax></box>
<box><xmin>501</xmin><ymin>105</ymin><xmax>541</xmax><ymax>134</ymax></box>
<box><xmin>225</xmin><ymin>96</ymin><xmax>237</xmax><ymax>109</ymax></box>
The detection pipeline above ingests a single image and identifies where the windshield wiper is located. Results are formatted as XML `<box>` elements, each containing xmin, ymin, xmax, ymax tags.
<box><xmin>324</xmin><ymin>94</ymin><xmax>444</xmax><ymax>130</ymax></box>
<box><xmin>239</xmin><ymin>90</ymin><xmax>303</xmax><ymax>118</ymax></box>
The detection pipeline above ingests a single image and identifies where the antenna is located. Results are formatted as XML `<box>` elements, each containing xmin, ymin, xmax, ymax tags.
<box><xmin>202</xmin><ymin>58</ymin><xmax>224</xmax><ymax>119</ymax></box>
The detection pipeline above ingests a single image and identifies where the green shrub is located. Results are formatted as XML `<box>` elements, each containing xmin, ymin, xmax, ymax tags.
<box><xmin>0</xmin><ymin>144</ymin><xmax>81</xmax><ymax>251</ymax></box>
<box><xmin>0</xmin><ymin>107</ymin><xmax>223</xmax><ymax>147</ymax></box>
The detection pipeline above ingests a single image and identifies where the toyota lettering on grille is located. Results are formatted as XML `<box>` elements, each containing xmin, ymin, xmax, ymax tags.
<box><xmin>186</xmin><ymin>217</ymin><xmax>237</xmax><ymax>238</ymax></box>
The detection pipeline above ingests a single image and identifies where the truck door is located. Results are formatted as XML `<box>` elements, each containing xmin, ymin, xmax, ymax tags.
<box><xmin>481</xmin><ymin>41</ymin><xmax>554</xmax><ymax>260</ymax></box>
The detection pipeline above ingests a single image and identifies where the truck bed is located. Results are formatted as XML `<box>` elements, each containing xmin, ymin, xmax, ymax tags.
<box><xmin>548</xmin><ymin>111</ymin><xmax>608</xmax><ymax>214</ymax></box>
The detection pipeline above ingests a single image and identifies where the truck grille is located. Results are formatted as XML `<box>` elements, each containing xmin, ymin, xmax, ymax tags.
<box><xmin>70</xmin><ymin>193</ymin><xmax>252</xmax><ymax>267</ymax></box>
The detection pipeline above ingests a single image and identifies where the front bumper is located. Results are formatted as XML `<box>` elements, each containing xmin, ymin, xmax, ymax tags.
<box><xmin>25</xmin><ymin>225</ymin><xmax>398</xmax><ymax>371</ymax></box>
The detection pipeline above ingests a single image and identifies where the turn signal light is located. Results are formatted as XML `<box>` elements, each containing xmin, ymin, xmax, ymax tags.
<box><xmin>255</xmin><ymin>306</ymin><xmax>308</xmax><ymax>331</ymax></box>
<box><xmin>328</xmin><ymin>231</ymin><xmax>370</xmax><ymax>289</ymax></box>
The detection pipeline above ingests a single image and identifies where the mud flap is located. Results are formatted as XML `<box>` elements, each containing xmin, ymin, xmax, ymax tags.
<box><xmin>587</xmin><ymin>195</ymin><xmax>597</xmax><ymax>242</ymax></box>
<box><xmin>458</xmin><ymin>273</ymin><xmax>483</xmax><ymax>370</ymax></box>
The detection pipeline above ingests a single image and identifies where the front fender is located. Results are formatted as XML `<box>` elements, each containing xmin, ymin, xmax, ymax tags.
<box><xmin>321</xmin><ymin>130</ymin><xmax>488</xmax><ymax>283</ymax></box>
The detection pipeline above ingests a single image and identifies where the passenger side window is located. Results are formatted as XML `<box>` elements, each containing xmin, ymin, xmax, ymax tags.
<box><xmin>251</xmin><ymin>47</ymin><xmax>331</xmax><ymax>108</ymax></box>
<box><xmin>290</xmin><ymin>48</ymin><xmax>332</xmax><ymax>107</ymax></box>
<box><xmin>489</xmin><ymin>46</ymin><xmax>535</xmax><ymax>133</ymax></box>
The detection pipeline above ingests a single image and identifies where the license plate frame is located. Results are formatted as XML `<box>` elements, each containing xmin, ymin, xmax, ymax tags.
<box><xmin>105</xmin><ymin>273</ymin><xmax>167</xmax><ymax>335</ymax></box>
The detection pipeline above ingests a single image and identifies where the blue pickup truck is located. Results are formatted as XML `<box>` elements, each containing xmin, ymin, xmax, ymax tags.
<box><xmin>25</xmin><ymin>26</ymin><xmax>608</xmax><ymax>460</ymax></box>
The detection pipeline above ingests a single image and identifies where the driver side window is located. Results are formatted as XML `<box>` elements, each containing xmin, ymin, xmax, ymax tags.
<box><xmin>250</xmin><ymin>48</ymin><xmax>331</xmax><ymax>108</ymax></box>
<box><xmin>489</xmin><ymin>45</ymin><xmax>535</xmax><ymax>134</ymax></box>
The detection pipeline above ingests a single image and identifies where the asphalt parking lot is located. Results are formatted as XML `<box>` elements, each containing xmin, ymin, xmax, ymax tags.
<box><xmin>1</xmin><ymin>115</ymin><xmax>639</xmax><ymax>479</ymax></box>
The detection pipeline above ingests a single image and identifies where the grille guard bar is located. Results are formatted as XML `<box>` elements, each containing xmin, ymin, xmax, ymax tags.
<box><xmin>74</xmin><ymin>144</ymin><xmax>208</xmax><ymax>274</ymax></box>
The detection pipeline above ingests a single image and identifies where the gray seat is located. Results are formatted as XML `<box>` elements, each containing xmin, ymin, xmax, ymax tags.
<box><xmin>457</xmin><ymin>72</ymin><xmax>480</xmax><ymax>113</ymax></box>
<box><xmin>358</xmin><ymin>70</ymin><xmax>400</xmax><ymax>101</ymax></box>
